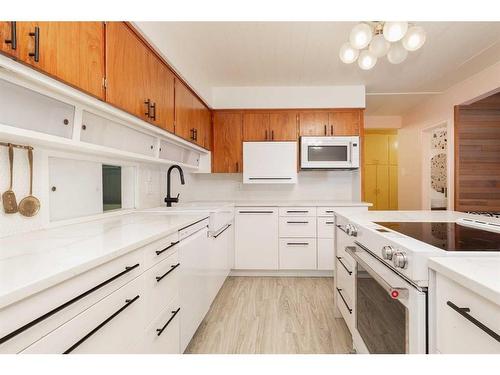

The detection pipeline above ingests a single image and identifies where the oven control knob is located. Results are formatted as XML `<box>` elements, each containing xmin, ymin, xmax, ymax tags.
<box><xmin>381</xmin><ymin>245</ymin><xmax>395</xmax><ymax>260</ymax></box>
<box><xmin>393</xmin><ymin>252</ymin><xmax>408</xmax><ymax>269</ymax></box>
<box><xmin>346</xmin><ymin>224</ymin><xmax>358</xmax><ymax>237</ymax></box>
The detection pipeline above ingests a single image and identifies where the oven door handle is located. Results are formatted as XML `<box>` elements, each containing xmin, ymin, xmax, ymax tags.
<box><xmin>345</xmin><ymin>245</ymin><xmax>409</xmax><ymax>300</ymax></box>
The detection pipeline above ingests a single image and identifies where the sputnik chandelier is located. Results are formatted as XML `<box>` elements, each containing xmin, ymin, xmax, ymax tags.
<box><xmin>339</xmin><ymin>22</ymin><xmax>426</xmax><ymax>70</ymax></box>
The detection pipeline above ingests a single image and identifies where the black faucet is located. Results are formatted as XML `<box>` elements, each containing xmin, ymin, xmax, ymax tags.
<box><xmin>164</xmin><ymin>165</ymin><xmax>185</xmax><ymax>207</ymax></box>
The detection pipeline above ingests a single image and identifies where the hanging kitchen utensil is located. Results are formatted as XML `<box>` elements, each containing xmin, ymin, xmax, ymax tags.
<box><xmin>2</xmin><ymin>144</ymin><xmax>18</xmax><ymax>214</ymax></box>
<box><xmin>18</xmin><ymin>148</ymin><xmax>40</xmax><ymax>217</ymax></box>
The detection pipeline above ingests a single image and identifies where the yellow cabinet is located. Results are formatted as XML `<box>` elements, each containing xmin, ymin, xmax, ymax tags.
<box><xmin>364</xmin><ymin>134</ymin><xmax>389</xmax><ymax>164</ymax></box>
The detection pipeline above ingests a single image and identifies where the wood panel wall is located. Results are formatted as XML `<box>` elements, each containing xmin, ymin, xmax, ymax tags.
<box><xmin>454</xmin><ymin>98</ymin><xmax>500</xmax><ymax>211</ymax></box>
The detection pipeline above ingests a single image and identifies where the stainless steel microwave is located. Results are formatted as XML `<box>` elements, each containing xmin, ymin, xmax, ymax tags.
<box><xmin>300</xmin><ymin>136</ymin><xmax>360</xmax><ymax>169</ymax></box>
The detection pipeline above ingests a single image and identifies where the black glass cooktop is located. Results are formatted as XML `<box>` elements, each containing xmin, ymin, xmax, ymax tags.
<box><xmin>374</xmin><ymin>222</ymin><xmax>500</xmax><ymax>252</ymax></box>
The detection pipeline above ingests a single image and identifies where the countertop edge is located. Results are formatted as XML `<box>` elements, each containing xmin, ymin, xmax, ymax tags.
<box><xmin>428</xmin><ymin>258</ymin><xmax>500</xmax><ymax>306</ymax></box>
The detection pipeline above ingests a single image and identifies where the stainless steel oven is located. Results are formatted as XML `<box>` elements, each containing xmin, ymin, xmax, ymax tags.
<box><xmin>346</xmin><ymin>243</ymin><xmax>427</xmax><ymax>354</ymax></box>
<box><xmin>300</xmin><ymin>136</ymin><xmax>359</xmax><ymax>169</ymax></box>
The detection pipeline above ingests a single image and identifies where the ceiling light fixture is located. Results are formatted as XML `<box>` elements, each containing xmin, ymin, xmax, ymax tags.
<box><xmin>339</xmin><ymin>21</ymin><xmax>426</xmax><ymax>70</ymax></box>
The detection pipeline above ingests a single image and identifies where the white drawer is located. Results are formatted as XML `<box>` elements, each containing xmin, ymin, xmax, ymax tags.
<box><xmin>317</xmin><ymin>207</ymin><xmax>336</xmax><ymax>216</ymax></box>
<box><xmin>335</xmin><ymin>257</ymin><xmax>355</xmax><ymax>306</ymax></box>
<box><xmin>279</xmin><ymin>207</ymin><xmax>316</xmax><ymax>217</ymax></box>
<box><xmin>22</xmin><ymin>276</ymin><xmax>145</xmax><ymax>354</ymax></box>
<box><xmin>317</xmin><ymin>217</ymin><xmax>335</xmax><ymax>238</ymax></box>
<box><xmin>142</xmin><ymin>232</ymin><xmax>180</xmax><ymax>270</ymax></box>
<box><xmin>143</xmin><ymin>251</ymin><xmax>180</xmax><ymax>325</ymax></box>
<box><xmin>435</xmin><ymin>274</ymin><xmax>500</xmax><ymax>354</ymax></box>
<box><xmin>336</xmin><ymin>285</ymin><xmax>354</xmax><ymax>331</ymax></box>
<box><xmin>279</xmin><ymin>239</ymin><xmax>317</xmax><ymax>270</ymax></box>
<box><xmin>0</xmin><ymin>249</ymin><xmax>143</xmax><ymax>354</ymax></box>
<box><xmin>279</xmin><ymin>217</ymin><xmax>316</xmax><ymax>237</ymax></box>
<box><xmin>141</xmin><ymin>297</ymin><xmax>181</xmax><ymax>354</ymax></box>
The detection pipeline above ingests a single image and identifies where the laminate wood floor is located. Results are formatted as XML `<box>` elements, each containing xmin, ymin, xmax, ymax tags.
<box><xmin>185</xmin><ymin>276</ymin><xmax>353</xmax><ymax>354</ymax></box>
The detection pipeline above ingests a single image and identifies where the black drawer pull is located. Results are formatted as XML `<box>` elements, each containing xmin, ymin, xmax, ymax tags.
<box><xmin>156</xmin><ymin>308</ymin><xmax>181</xmax><ymax>336</ymax></box>
<box><xmin>144</xmin><ymin>99</ymin><xmax>152</xmax><ymax>118</ymax></box>
<box><xmin>287</xmin><ymin>221</ymin><xmax>309</xmax><ymax>224</ymax></box>
<box><xmin>5</xmin><ymin>21</ymin><xmax>17</xmax><ymax>50</ymax></box>
<box><xmin>64</xmin><ymin>295</ymin><xmax>140</xmax><ymax>354</ymax></box>
<box><xmin>238</xmin><ymin>211</ymin><xmax>274</xmax><ymax>214</ymax></box>
<box><xmin>325</xmin><ymin>221</ymin><xmax>334</xmax><ymax>224</ymax></box>
<box><xmin>336</xmin><ymin>256</ymin><xmax>352</xmax><ymax>275</ymax></box>
<box><xmin>0</xmin><ymin>263</ymin><xmax>140</xmax><ymax>346</ymax></box>
<box><xmin>28</xmin><ymin>26</ymin><xmax>40</xmax><ymax>62</ymax></box>
<box><xmin>286</xmin><ymin>210</ymin><xmax>308</xmax><ymax>213</ymax></box>
<box><xmin>156</xmin><ymin>241</ymin><xmax>180</xmax><ymax>256</ymax></box>
<box><xmin>156</xmin><ymin>263</ymin><xmax>181</xmax><ymax>282</ymax></box>
<box><xmin>446</xmin><ymin>301</ymin><xmax>500</xmax><ymax>342</ymax></box>
<box><xmin>213</xmin><ymin>224</ymin><xmax>231</xmax><ymax>238</ymax></box>
<box><xmin>150</xmin><ymin>102</ymin><xmax>156</xmax><ymax>121</ymax></box>
<box><xmin>286</xmin><ymin>242</ymin><xmax>309</xmax><ymax>246</ymax></box>
<box><xmin>336</xmin><ymin>288</ymin><xmax>352</xmax><ymax>314</ymax></box>
<box><xmin>325</xmin><ymin>210</ymin><xmax>334</xmax><ymax>213</ymax></box>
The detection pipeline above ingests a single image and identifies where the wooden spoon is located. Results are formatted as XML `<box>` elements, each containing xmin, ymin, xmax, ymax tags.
<box><xmin>18</xmin><ymin>148</ymin><xmax>40</xmax><ymax>217</ymax></box>
<box><xmin>2</xmin><ymin>144</ymin><xmax>18</xmax><ymax>214</ymax></box>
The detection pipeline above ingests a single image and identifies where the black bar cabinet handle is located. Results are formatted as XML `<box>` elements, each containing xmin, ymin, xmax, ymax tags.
<box><xmin>156</xmin><ymin>308</ymin><xmax>181</xmax><ymax>336</ymax></box>
<box><xmin>331</xmin><ymin>125</ymin><xmax>334</xmax><ymax>135</ymax></box>
<box><xmin>238</xmin><ymin>211</ymin><xmax>274</xmax><ymax>214</ymax></box>
<box><xmin>0</xmin><ymin>263</ymin><xmax>140</xmax><ymax>346</ymax></box>
<box><xmin>446</xmin><ymin>301</ymin><xmax>500</xmax><ymax>342</ymax></box>
<box><xmin>336</xmin><ymin>256</ymin><xmax>352</xmax><ymax>275</ymax></box>
<box><xmin>265</xmin><ymin>130</ymin><xmax>268</xmax><ymax>140</ymax></box>
<box><xmin>286</xmin><ymin>210</ymin><xmax>308</xmax><ymax>213</ymax></box>
<box><xmin>287</xmin><ymin>221</ymin><xmax>309</xmax><ymax>224</ymax></box>
<box><xmin>325</xmin><ymin>221</ymin><xmax>334</xmax><ymax>224</ymax></box>
<box><xmin>150</xmin><ymin>102</ymin><xmax>156</xmax><ymax>121</ymax></box>
<box><xmin>144</xmin><ymin>99</ymin><xmax>151</xmax><ymax>117</ymax></box>
<box><xmin>156</xmin><ymin>241</ymin><xmax>180</xmax><ymax>256</ymax></box>
<box><xmin>64</xmin><ymin>295</ymin><xmax>140</xmax><ymax>354</ymax></box>
<box><xmin>271</xmin><ymin>130</ymin><xmax>274</xmax><ymax>140</ymax></box>
<box><xmin>286</xmin><ymin>242</ymin><xmax>309</xmax><ymax>246</ymax></box>
<box><xmin>336</xmin><ymin>287</ymin><xmax>352</xmax><ymax>314</ymax></box>
<box><xmin>213</xmin><ymin>224</ymin><xmax>231</xmax><ymax>239</ymax></box>
<box><xmin>4</xmin><ymin>21</ymin><xmax>17</xmax><ymax>50</ymax></box>
<box><xmin>326</xmin><ymin>210</ymin><xmax>334</xmax><ymax>213</ymax></box>
<box><xmin>324</xmin><ymin>124</ymin><xmax>327</xmax><ymax>135</ymax></box>
<box><xmin>28</xmin><ymin>26</ymin><xmax>40</xmax><ymax>62</ymax></box>
<box><xmin>155</xmin><ymin>263</ymin><xmax>181</xmax><ymax>283</ymax></box>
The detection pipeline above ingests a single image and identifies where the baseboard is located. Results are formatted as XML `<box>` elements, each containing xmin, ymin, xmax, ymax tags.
<box><xmin>229</xmin><ymin>269</ymin><xmax>334</xmax><ymax>277</ymax></box>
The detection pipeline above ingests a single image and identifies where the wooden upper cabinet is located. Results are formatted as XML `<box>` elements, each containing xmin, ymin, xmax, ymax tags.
<box><xmin>16</xmin><ymin>22</ymin><xmax>105</xmax><ymax>99</ymax></box>
<box><xmin>147</xmin><ymin>50</ymin><xmax>175</xmax><ymax>132</ymax></box>
<box><xmin>299</xmin><ymin>112</ymin><xmax>329</xmax><ymax>136</ymax></box>
<box><xmin>329</xmin><ymin>110</ymin><xmax>361</xmax><ymax>136</ymax></box>
<box><xmin>269</xmin><ymin>112</ymin><xmax>297</xmax><ymax>141</ymax></box>
<box><xmin>193</xmin><ymin>97</ymin><xmax>212</xmax><ymax>150</ymax></box>
<box><xmin>243</xmin><ymin>113</ymin><xmax>270</xmax><ymax>141</ymax></box>
<box><xmin>174</xmin><ymin>79</ymin><xmax>194</xmax><ymax>141</ymax></box>
<box><xmin>0</xmin><ymin>21</ymin><xmax>18</xmax><ymax>58</ymax></box>
<box><xmin>106</xmin><ymin>22</ymin><xmax>149</xmax><ymax>120</ymax></box>
<box><xmin>213</xmin><ymin>112</ymin><xmax>243</xmax><ymax>173</ymax></box>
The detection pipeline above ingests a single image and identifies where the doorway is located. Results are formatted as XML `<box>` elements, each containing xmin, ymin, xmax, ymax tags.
<box><xmin>422</xmin><ymin>123</ymin><xmax>448</xmax><ymax>210</ymax></box>
<box><xmin>363</xmin><ymin>129</ymin><xmax>398</xmax><ymax>210</ymax></box>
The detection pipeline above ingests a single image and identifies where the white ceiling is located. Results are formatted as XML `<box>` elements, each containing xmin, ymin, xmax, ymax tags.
<box><xmin>135</xmin><ymin>21</ymin><xmax>500</xmax><ymax>115</ymax></box>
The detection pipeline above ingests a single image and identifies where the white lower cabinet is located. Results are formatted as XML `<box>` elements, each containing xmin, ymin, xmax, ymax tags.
<box><xmin>235</xmin><ymin>208</ymin><xmax>279</xmax><ymax>270</ymax></box>
<box><xmin>432</xmin><ymin>272</ymin><xmax>500</xmax><ymax>354</ymax></box>
<box><xmin>279</xmin><ymin>239</ymin><xmax>317</xmax><ymax>270</ymax></box>
<box><xmin>22</xmin><ymin>276</ymin><xmax>145</xmax><ymax>354</ymax></box>
<box><xmin>317</xmin><ymin>239</ymin><xmax>334</xmax><ymax>270</ymax></box>
<box><xmin>141</xmin><ymin>298</ymin><xmax>181</xmax><ymax>354</ymax></box>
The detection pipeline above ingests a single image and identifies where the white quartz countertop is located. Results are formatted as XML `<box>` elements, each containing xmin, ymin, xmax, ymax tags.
<box><xmin>429</xmin><ymin>257</ymin><xmax>500</xmax><ymax>305</ymax></box>
<box><xmin>0</xmin><ymin>212</ymin><xmax>208</xmax><ymax>309</ymax></box>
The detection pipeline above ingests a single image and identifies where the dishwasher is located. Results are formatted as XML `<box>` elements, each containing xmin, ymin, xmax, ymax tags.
<box><xmin>178</xmin><ymin>217</ymin><xmax>210</xmax><ymax>352</ymax></box>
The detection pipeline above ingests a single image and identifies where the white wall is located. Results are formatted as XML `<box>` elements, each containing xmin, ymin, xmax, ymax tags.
<box><xmin>399</xmin><ymin>60</ymin><xmax>500</xmax><ymax>210</ymax></box>
<box><xmin>365</xmin><ymin>115</ymin><xmax>402</xmax><ymax>129</ymax></box>
<box><xmin>172</xmin><ymin>170</ymin><xmax>361</xmax><ymax>202</ymax></box>
<box><xmin>212</xmin><ymin>85</ymin><xmax>365</xmax><ymax>109</ymax></box>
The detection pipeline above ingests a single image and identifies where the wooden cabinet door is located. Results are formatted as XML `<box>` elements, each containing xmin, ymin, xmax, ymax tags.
<box><xmin>269</xmin><ymin>112</ymin><xmax>297</xmax><ymax>141</ymax></box>
<box><xmin>196</xmin><ymin>104</ymin><xmax>212</xmax><ymax>150</ymax></box>
<box><xmin>174</xmin><ymin>79</ymin><xmax>194</xmax><ymax>142</ymax></box>
<box><xmin>17</xmin><ymin>22</ymin><xmax>105</xmax><ymax>99</ymax></box>
<box><xmin>0</xmin><ymin>21</ymin><xmax>18</xmax><ymax>58</ymax></box>
<box><xmin>364</xmin><ymin>164</ymin><xmax>378</xmax><ymax>210</ymax></box>
<box><xmin>243</xmin><ymin>113</ymin><xmax>270</xmax><ymax>141</ymax></box>
<box><xmin>376</xmin><ymin>165</ymin><xmax>390</xmax><ymax>210</ymax></box>
<box><xmin>213</xmin><ymin>112</ymin><xmax>242</xmax><ymax>173</ymax></box>
<box><xmin>147</xmin><ymin>50</ymin><xmax>175</xmax><ymax>132</ymax></box>
<box><xmin>106</xmin><ymin>22</ymin><xmax>149</xmax><ymax>120</ymax></box>
<box><xmin>329</xmin><ymin>110</ymin><xmax>361</xmax><ymax>136</ymax></box>
<box><xmin>299</xmin><ymin>112</ymin><xmax>329</xmax><ymax>136</ymax></box>
<box><xmin>364</xmin><ymin>134</ymin><xmax>389</xmax><ymax>165</ymax></box>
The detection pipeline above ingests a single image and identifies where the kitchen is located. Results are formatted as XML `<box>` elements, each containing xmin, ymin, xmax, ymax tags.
<box><xmin>1</xmin><ymin>1</ymin><xmax>500</xmax><ymax>373</ymax></box>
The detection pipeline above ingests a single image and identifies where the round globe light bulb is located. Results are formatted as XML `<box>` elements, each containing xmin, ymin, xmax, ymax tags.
<box><xmin>369</xmin><ymin>34</ymin><xmax>390</xmax><ymax>57</ymax></box>
<box><xmin>349</xmin><ymin>23</ymin><xmax>373</xmax><ymax>49</ymax></box>
<box><xmin>387</xmin><ymin>42</ymin><xmax>408</xmax><ymax>64</ymax></box>
<box><xmin>358</xmin><ymin>50</ymin><xmax>377</xmax><ymax>70</ymax></box>
<box><xmin>402</xmin><ymin>26</ymin><xmax>426</xmax><ymax>51</ymax></box>
<box><xmin>383</xmin><ymin>21</ymin><xmax>408</xmax><ymax>42</ymax></box>
<box><xmin>339</xmin><ymin>42</ymin><xmax>359</xmax><ymax>64</ymax></box>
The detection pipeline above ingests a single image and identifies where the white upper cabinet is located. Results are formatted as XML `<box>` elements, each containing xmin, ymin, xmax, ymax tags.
<box><xmin>0</xmin><ymin>78</ymin><xmax>74</xmax><ymax>138</ymax></box>
<box><xmin>243</xmin><ymin>141</ymin><xmax>297</xmax><ymax>184</ymax></box>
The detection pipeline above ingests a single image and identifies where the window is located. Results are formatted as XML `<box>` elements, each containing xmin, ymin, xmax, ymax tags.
<box><xmin>102</xmin><ymin>165</ymin><xmax>122</xmax><ymax>211</ymax></box>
